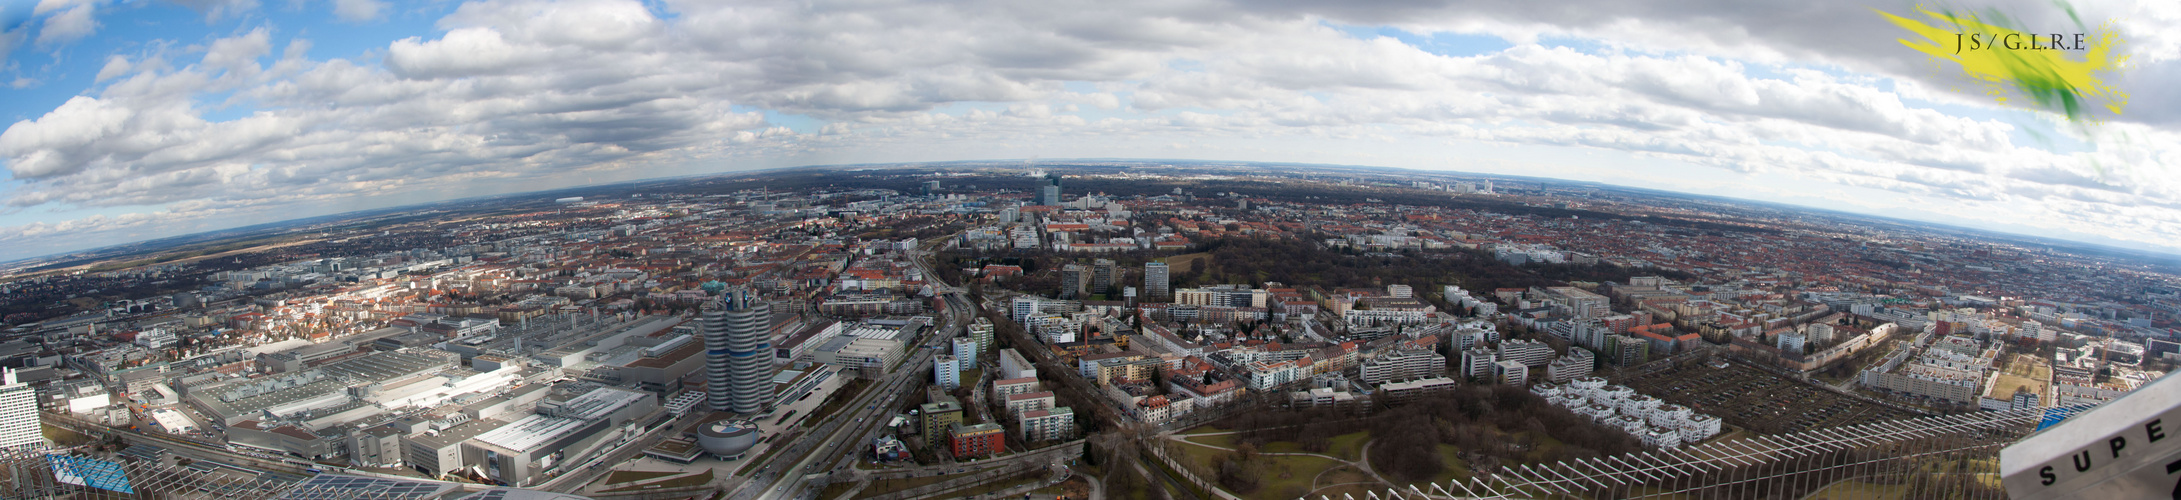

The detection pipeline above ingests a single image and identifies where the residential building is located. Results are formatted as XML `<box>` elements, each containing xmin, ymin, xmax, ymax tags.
<box><xmin>920</xmin><ymin>400</ymin><xmax>963</xmax><ymax>438</ymax></box>
<box><xmin>1006</xmin><ymin>391</ymin><xmax>1056</xmax><ymax>416</ymax></box>
<box><xmin>950</xmin><ymin>423</ymin><xmax>1006</xmax><ymax>458</ymax></box>
<box><xmin>999</xmin><ymin>349</ymin><xmax>1038</xmax><ymax>380</ymax></box>
<box><xmin>1461</xmin><ymin>347</ymin><xmax>1496</xmax><ymax>380</ymax></box>
<box><xmin>1360</xmin><ymin>349</ymin><xmax>1444</xmax><ymax>384</ymax></box>
<box><xmin>1019</xmin><ymin>407</ymin><xmax>1076</xmax><ymax>442</ymax></box>
<box><xmin>935</xmin><ymin>354</ymin><xmax>961</xmax><ymax>390</ymax></box>
<box><xmin>1495</xmin><ymin>359</ymin><xmax>1529</xmax><ymax>386</ymax></box>
<box><xmin>1144</xmin><ymin>262</ymin><xmax>1170</xmax><ymax>299</ymax></box>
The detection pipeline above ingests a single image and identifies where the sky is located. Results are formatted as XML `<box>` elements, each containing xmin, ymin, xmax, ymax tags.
<box><xmin>0</xmin><ymin>0</ymin><xmax>2178</xmax><ymax>263</ymax></box>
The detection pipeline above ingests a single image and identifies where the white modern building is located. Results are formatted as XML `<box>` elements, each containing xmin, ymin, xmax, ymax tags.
<box><xmin>0</xmin><ymin>369</ymin><xmax>37</xmax><ymax>450</ymax></box>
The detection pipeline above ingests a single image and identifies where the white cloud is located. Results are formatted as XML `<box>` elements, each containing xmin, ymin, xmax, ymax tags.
<box><xmin>1</xmin><ymin>0</ymin><xmax>2179</xmax><ymax>260</ymax></box>
<box><xmin>34</xmin><ymin>3</ymin><xmax>98</xmax><ymax>47</ymax></box>
<box><xmin>94</xmin><ymin>55</ymin><xmax>132</xmax><ymax>81</ymax></box>
<box><xmin>332</xmin><ymin>0</ymin><xmax>387</xmax><ymax>22</ymax></box>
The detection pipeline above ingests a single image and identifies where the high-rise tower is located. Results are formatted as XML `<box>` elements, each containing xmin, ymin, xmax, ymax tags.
<box><xmin>1037</xmin><ymin>174</ymin><xmax>1062</xmax><ymax>206</ymax></box>
<box><xmin>1143</xmin><ymin>262</ymin><xmax>1170</xmax><ymax>299</ymax></box>
<box><xmin>1091</xmin><ymin>259</ymin><xmax>1117</xmax><ymax>296</ymax></box>
<box><xmin>0</xmin><ymin>368</ymin><xmax>38</xmax><ymax>450</ymax></box>
<box><xmin>705</xmin><ymin>291</ymin><xmax>773</xmax><ymax>414</ymax></box>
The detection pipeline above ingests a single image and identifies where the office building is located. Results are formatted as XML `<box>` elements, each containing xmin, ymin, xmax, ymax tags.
<box><xmin>1037</xmin><ymin>174</ymin><xmax>1063</xmax><ymax>206</ymax></box>
<box><xmin>1144</xmin><ymin>262</ymin><xmax>1170</xmax><ymax>299</ymax></box>
<box><xmin>0</xmin><ymin>369</ymin><xmax>37</xmax><ymax>450</ymax></box>
<box><xmin>705</xmin><ymin>291</ymin><xmax>773</xmax><ymax>414</ymax></box>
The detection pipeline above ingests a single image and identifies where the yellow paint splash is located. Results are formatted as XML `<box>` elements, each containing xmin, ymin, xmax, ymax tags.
<box><xmin>1876</xmin><ymin>5</ymin><xmax>2128</xmax><ymax>122</ymax></box>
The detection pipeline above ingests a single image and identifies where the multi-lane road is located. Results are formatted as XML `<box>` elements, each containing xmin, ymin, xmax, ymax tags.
<box><xmin>735</xmin><ymin>288</ymin><xmax>973</xmax><ymax>500</ymax></box>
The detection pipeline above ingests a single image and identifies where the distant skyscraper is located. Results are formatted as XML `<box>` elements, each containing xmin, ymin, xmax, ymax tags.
<box><xmin>922</xmin><ymin>180</ymin><xmax>941</xmax><ymax>196</ymax></box>
<box><xmin>1091</xmin><ymin>259</ymin><xmax>1117</xmax><ymax>296</ymax></box>
<box><xmin>0</xmin><ymin>368</ymin><xmax>38</xmax><ymax>450</ymax></box>
<box><xmin>999</xmin><ymin>207</ymin><xmax>1018</xmax><ymax>224</ymax></box>
<box><xmin>1037</xmin><ymin>174</ymin><xmax>1062</xmax><ymax>206</ymax></box>
<box><xmin>1143</xmin><ymin>262</ymin><xmax>1169</xmax><ymax>299</ymax></box>
<box><xmin>1060</xmin><ymin>264</ymin><xmax>1087</xmax><ymax>299</ymax></box>
<box><xmin>705</xmin><ymin>291</ymin><xmax>773</xmax><ymax>414</ymax></box>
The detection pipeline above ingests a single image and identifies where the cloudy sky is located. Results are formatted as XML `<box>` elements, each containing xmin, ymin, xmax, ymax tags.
<box><xmin>0</xmin><ymin>0</ymin><xmax>2177</xmax><ymax>262</ymax></box>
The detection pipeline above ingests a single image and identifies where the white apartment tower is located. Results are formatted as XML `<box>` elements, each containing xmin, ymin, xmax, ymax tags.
<box><xmin>0</xmin><ymin>369</ymin><xmax>38</xmax><ymax>450</ymax></box>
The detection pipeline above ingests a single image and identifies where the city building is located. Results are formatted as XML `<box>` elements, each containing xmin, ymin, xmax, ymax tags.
<box><xmin>705</xmin><ymin>291</ymin><xmax>774</xmax><ymax>414</ymax></box>
<box><xmin>935</xmin><ymin>354</ymin><xmax>961</xmax><ymax>390</ymax></box>
<box><xmin>0</xmin><ymin>369</ymin><xmax>38</xmax><ymax>450</ymax></box>
<box><xmin>1461</xmin><ymin>347</ymin><xmax>1496</xmax><ymax>380</ymax></box>
<box><xmin>1495</xmin><ymin>359</ymin><xmax>1529</xmax><ymax>386</ymax></box>
<box><xmin>1060</xmin><ymin>265</ymin><xmax>1087</xmax><ymax>299</ymax></box>
<box><xmin>952</xmin><ymin>337</ymin><xmax>979</xmax><ymax>362</ymax></box>
<box><xmin>1360</xmin><ymin>349</ymin><xmax>1444</xmax><ymax>384</ymax></box>
<box><xmin>999</xmin><ymin>349</ymin><xmax>1038</xmax><ymax>380</ymax></box>
<box><xmin>1037</xmin><ymin>175</ymin><xmax>1063</xmax><ymax>206</ymax></box>
<box><xmin>1006</xmin><ymin>391</ymin><xmax>1057</xmax><ymax>416</ymax></box>
<box><xmin>1547</xmin><ymin>348</ymin><xmax>1596</xmax><ymax>383</ymax></box>
<box><xmin>1144</xmin><ymin>262</ymin><xmax>1170</xmax><ymax>299</ymax></box>
<box><xmin>1498</xmin><ymin>339</ymin><xmax>1553</xmax><ymax>367</ymax></box>
<box><xmin>950</xmin><ymin>422</ymin><xmax>1005</xmax><ymax>458</ymax></box>
<box><xmin>968</xmin><ymin>317</ymin><xmax>995</xmax><ymax>359</ymax></box>
<box><xmin>1019</xmin><ymin>406</ymin><xmax>1076</xmax><ymax>442</ymax></box>
<box><xmin>1091</xmin><ymin>259</ymin><xmax>1117</xmax><ymax>296</ymax></box>
<box><xmin>920</xmin><ymin>400</ymin><xmax>964</xmax><ymax>438</ymax></box>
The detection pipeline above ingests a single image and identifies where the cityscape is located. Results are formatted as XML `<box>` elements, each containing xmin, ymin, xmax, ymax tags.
<box><xmin>0</xmin><ymin>162</ymin><xmax>2170</xmax><ymax>499</ymax></box>
<box><xmin>0</xmin><ymin>0</ymin><xmax>2174</xmax><ymax>498</ymax></box>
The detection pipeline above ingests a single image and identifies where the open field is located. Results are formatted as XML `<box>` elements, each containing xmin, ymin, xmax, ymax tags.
<box><xmin>1171</xmin><ymin>435</ymin><xmax>1354</xmax><ymax>500</ymax></box>
<box><xmin>1620</xmin><ymin>360</ymin><xmax>1917</xmax><ymax>434</ymax></box>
